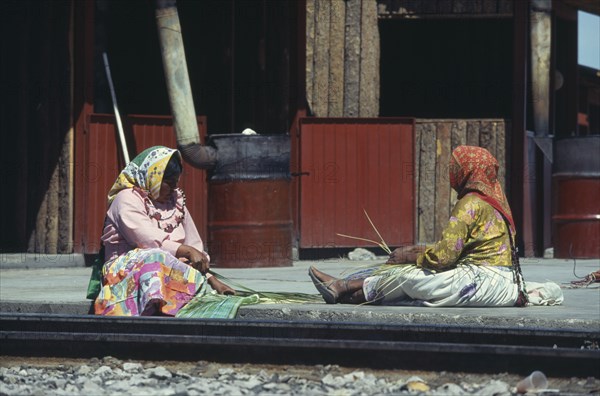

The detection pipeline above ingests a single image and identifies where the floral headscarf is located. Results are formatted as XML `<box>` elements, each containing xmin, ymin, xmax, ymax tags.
<box><xmin>107</xmin><ymin>146</ymin><xmax>182</xmax><ymax>206</ymax></box>
<box><xmin>449</xmin><ymin>145</ymin><xmax>515</xmax><ymax>232</ymax></box>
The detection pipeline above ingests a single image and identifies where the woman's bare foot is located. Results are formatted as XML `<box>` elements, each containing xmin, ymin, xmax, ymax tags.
<box><xmin>308</xmin><ymin>266</ymin><xmax>349</xmax><ymax>304</ymax></box>
<box><xmin>208</xmin><ymin>277</ymin><xmax>236</xmax><ymax>295</ymax></box>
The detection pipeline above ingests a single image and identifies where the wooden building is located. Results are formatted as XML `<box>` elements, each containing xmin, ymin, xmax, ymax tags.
<box><xmin>1</xmin><ymin>0</ymin><xmax>598</xmax><ymax>259</ymax></box>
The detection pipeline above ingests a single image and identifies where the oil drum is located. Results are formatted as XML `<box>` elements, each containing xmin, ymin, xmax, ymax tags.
<box><xmin>207</xmin><ymin>134</ymin><xmax>292</xmax><ymax>267</ymax></box>
<box><xmin>552</xmin><ymin>136</ymin><xmax>600</xmax><ymax>258</ymax></box>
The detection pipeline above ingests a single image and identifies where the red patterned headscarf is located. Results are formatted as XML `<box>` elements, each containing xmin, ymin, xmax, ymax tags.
<box><xmin>449</xmin><ymin>145</ymin><xmax>515</xmax><ymax>232</ymax></box>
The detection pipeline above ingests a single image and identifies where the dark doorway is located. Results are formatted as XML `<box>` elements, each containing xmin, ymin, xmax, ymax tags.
<box><xmin>94</xmin><ymin>0</ymin><xmax>299</xmax><ymax>135</ymax></box>
<box><xmin>379</xmin><ymin>18</ymin><xmax>513</xmax><ymax>119</ymax></box>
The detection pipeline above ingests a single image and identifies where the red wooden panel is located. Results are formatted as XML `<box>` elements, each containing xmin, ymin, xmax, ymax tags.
<box><xmin>80</xmin><ymin>114</ymin><xmax>122</xmax><ymax>253</ymax></box>
<box><xmin>77</xmin><ymin>114</ymin><xmax>207</xmax><ymax>254</ymax></box>
<box><xmin>299</xmin><ymin>118</ymin><xmax>415</xmax><ymax>249</ymax></box>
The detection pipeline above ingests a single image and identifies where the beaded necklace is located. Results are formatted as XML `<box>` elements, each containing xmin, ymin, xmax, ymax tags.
<box><xmin>138</xmin><ymin>187</ymin><xmax>187</xmax><ymax>233</ymax></box>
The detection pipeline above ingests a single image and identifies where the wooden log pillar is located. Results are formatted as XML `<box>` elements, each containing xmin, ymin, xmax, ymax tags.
<box><xmin>511</xmin><ymin>0</ymin><xmax>530</xmax><ymax>256</ymax></box>
<box><xmin>21</xmin><ymin>1</ymin><xmax>73</xmax><ymax>255</ymax></box>
<box><xmin>358</xmin><ymin>0</ymin><xmax>379</xmax><ymax>116</ymax></box>
<box><xmin>530</xmin><ymin>0</ymin><xmax>552</xmax><ymax>255</ymax></box>
<box><xmin>344</xmin><ymin>0</ymin><xmax>361</xmax><ymax>117</ymax></box>
<box><xmin>306</xmin><ymin>0</ymin><xmax>379</xmax><ymax>117</ymax></box>
<box><xmin>530</xmin><ymin>0</ymin><xmax>551</xmax><ymax>137</ymax></box>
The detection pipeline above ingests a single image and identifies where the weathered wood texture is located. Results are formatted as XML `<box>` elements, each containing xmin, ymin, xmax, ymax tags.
<box><xmin>305</xmin><ymin>0</ymin><xmax>315</xmax><ymax>114</ymax></box>
<box><xmin>415</xmin><ymin>119</ymin><xmax>507</xmax><ymax>243</ymax></box>
<box><xmin>343</xmin><ymin>0</ymin><xmax>361</xmax><ymax>117</ymax></box>
<box><xmin>306</xmin><ymin>0</ymin><xmax>380</xmax><ymax>117</ymax></box>
<box><xmin>0</xmin><ymin>1</ymin><xmax>73</xmax><ymax>254</ymax></box>
<box><xmin>359</xmin><ymin>0</ymin><xmax>380</xmax><ymax>116</ymax></box>
<box><xmin>377</xmin><ymin>0</ymin><xmax>513</xmax><ymax>18</ymax></box>
<box><xmin>329</xmin><ymin>0</ymin><xmax>345</xmax><ymax>116</ymax></box>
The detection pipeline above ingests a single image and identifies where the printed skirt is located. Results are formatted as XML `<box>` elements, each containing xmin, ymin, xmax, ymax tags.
<box><xmin>362</xmin><ymin>265</ymin><xmax>519</xmax><ymax>307</ymax></box>
<box><xmin>94</xmin><ymin>248</ymin><xmax>205</xmax><ymax>316</ymax></box>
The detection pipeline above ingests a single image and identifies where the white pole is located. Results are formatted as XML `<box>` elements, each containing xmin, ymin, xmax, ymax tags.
<box><xmin>103</xmin><ymin>52</ymin><xmax>130</xmax><ymax>164</ymax></box>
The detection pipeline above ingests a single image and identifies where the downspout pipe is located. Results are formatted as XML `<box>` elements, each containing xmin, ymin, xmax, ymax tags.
<box><xmin>530</xmin><ymin>0</ymin><xmax>552</xmax><ymax>138</ymax></box>
<box><xmin>155</xmin><ymin>0</ymin><xmax>216</xmax><ymax>168</ymax></box>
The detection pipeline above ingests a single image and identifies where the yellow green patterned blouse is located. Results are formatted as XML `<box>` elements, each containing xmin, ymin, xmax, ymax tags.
<box><xmin>416</xmin><ymin>194</ymin><xmax>512</xmax><ymax>271</ymax></box>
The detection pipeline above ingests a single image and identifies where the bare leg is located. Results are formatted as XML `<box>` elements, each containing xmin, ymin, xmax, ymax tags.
<box><xmin>339</xmin><ymin>288</ymin><xmax>366</xmax><ymax>304</ymax></box>
<box><xmin>309</xmin><ymin>266</ymin><xmax>365</xmax><ymax>304</ymax></box>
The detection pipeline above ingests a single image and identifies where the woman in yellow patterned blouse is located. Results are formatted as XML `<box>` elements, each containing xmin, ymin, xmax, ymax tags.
<box><xmin>309</xmin><ymin>145</ymin><xmax>563</xmax><ymax>307</ymax></box>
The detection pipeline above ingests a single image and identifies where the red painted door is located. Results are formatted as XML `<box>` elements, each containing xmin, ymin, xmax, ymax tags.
<box><xmin>299</xmin><ymin>118</ymin><xmax>415</xmax><ymax>249</ymax></box>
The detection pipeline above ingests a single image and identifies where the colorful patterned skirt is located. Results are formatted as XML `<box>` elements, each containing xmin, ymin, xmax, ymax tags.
<box><xmin>94</xmin><ymin>248</ymin><xmax>205</xmax><ymax>316</ymax></box>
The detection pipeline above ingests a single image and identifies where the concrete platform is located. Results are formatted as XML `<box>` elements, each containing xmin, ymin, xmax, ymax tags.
<box><xmin>1</xmin><ymin>256</ymin><xmax>599</xmax><ymax>330</ymax></box>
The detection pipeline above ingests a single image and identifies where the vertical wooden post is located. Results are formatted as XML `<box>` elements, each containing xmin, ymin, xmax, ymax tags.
<box><xmin>511</xmin><ymin>0</ymin><xmax>529</xmax><ymax>256</ymax></box>
<box><xmin>305</xmin><ymin>0</ymin><xmax>315</xmax><ymax>114</ymax></box>
<box><xmin>313</xmin><ymin>0</ymin><xmax>330</xmax><ymax>117</ymax></box>
<box><xmin>530</xmin><ymin>0</ymin><xmax>551</xmax><ymax>137</ymax></box>
<box><xmin>359</xmin><ymin>0</ymin><xmax>379</xmax><ymax>117</ymax></box>
<box><xmin>434</xmin><ymin>122</ymin><xmax>452</xmax><ymax>241</ymax></box>
<box><xmin>343</xmin><ymin>0</ymin><xmax>361</xmax><ymax>117</ymax></box>
<box><xmin>418</xmin><ymin>122</ymin><xmax>436</xmax><ymax>243</ymax></box>
<box><xmin>73</xmin><ymin>0</ymin><xmax>95</xmax><ymax>253</ymax></box>
<box><xmin>329</xmin><ymin>0</ymin><xmax>345</xmax><ymax>116</ymax></box>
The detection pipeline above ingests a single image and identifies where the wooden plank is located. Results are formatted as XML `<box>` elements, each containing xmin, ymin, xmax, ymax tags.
<box><xmin>46</xmin><ymin>164</ymin><xmax>60</xmax><ymax>254</ymax></box>
<box><xmin>343</xmin><ymin>0</ymin><xmax>361</xmax><ymax>117</ymax></box>
<box><xmin>328</xmin><ymin>0</ymin><xmax>345</xmax><ymax>117</ymax></box>
<box><xmin>418</xmin><ymin>122</ymin><xmax>436</xmax><ymax>243</ymax></box>
<box><xmin>414</xmin><ymin>121</ymin><xmax>422</xmax><ymax>244</ymax></box>
<box><xmin>479</xmin><ymin>120</ymin><xmax>496</xmax><ymax>154</ymax></box>
<box><xmin>32</xmin><ymin>193</ymin><xmax>48</xmax><ymax>252</ymax></box>
<box><xmin>306</xmin><ymin>0</ymin><xmax>315</xmax><ymax>114</ymax></box>
<box><xmin>59</xmin><ymin>135</ymin><xmax>74</xmax><ymax>253</ymax></box>
<box><xmin>299</xmin><ymin>118</ymin><xmax>415</xmax><ymax>248</ymax></box>
<box><xmin>450</xmin><ymin>120</ymin><xmax>467</xmax><ymax>151</ymax></box>
<box><xmin>313</xmin><ymin>0</ymin><xmax>330</xmax><ymax>117</ymax></box>
<box><xmin>450</xmin><ymin>120</ymin><xmax>467</xmax><ymax>210</ymax></box>
<box><xmin>496</xmin><ymin>120</ymin><xmax>506</xmax><ymax>189</ymax></box>
<box><xmin>359</xmin><ymin>0</ymin><xmax>379</xmax><ymax>117</ymax></box>
<box><xmin>435</xmin><ymin>122</ymin><xmax>452</xmax><ymax>241</ymax></box>
<box><xmin>467</xmin><ymin>120</ymin><xmax>480</xmax><ymax>146</ymax></box>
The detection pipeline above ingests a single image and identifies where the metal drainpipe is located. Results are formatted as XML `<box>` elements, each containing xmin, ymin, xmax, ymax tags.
<box><xmin>155</xmin><ymin>0</ymin><xmax>216</xmax><ymax>168</ymax></box>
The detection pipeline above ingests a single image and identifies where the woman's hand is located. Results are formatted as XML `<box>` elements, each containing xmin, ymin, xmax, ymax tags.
<box><xmin>208</xmin><ymin>276</ymin><xmax>236</xmax><ymax>295</ymax></box>
<box><xmin>176</xmin><ymin>244</ymin><xmax>210</xmax><ymax>274</ymax></box>
<box><xmin>387</xmin><ymin>245</ymin><xmax>426</xmax><ymax>264</ymax></box>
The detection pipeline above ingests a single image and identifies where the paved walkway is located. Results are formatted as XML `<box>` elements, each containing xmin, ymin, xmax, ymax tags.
<box><xmin>1</xmin><ymin>256</ymin><xmax>599</xmax><ymax>330</ymax></box>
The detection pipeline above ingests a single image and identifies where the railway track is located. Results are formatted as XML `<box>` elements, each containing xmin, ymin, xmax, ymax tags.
<box><xmin>1</xmin><ymin>313</ymin><xmax>598</xmax><ymax>377</ymax></box>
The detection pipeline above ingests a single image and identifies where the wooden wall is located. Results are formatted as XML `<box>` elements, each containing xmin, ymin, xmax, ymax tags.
<box><xmin>305</xmin><ymin>0</ymin><xmax>380</xmax><ymax>117</ymax></box>
<box><xmin>0</xmin><ymin>1</ymin><xmax>73</xmax><ymax>254</ymax></box>
<box><xmin>297</xmin><ymin>118</ymin><xmax>415</xmax><ymax>249</ymax></box>
<box><xmin>415</xmin><ymin>119</ymin><xmax>507</xmax><ymax>244</ymax></box>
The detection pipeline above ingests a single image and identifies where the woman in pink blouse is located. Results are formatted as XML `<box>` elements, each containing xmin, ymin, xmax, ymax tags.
<box><xmin>94</xmin><ymin>146</ymin><xmax>234</xmax><ymax>316</ymax></box>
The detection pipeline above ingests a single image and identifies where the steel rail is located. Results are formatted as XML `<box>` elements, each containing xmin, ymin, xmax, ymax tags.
<box><xmin>1</xmin><ymin>313</ymin><xmax>598</xmax><ymax>376</ymax></box>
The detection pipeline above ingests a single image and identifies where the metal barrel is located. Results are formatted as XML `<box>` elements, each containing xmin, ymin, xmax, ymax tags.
<box><xmin>552</xmin><ymin>136</ymin><xmax>600</xmax><ymax>258</ymax></box>
<box><xmin>206</xmin><ymin>134</ymin><xmax>293</xmax><ymax>267</ymax></box>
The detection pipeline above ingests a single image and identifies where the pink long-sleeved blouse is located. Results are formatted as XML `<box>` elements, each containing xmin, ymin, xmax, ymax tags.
<box><xmin>101</xmin><ymin>188</ymin><xmax>205</xmax><ymax>262</ymax></box>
